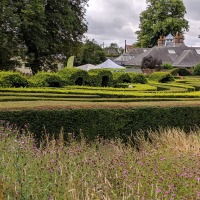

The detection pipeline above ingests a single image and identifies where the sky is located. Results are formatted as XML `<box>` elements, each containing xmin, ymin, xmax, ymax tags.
<box><xmin>85</xmin><ymin>0</ymin><xmax>200</xmax><ymax>48</ymax></box>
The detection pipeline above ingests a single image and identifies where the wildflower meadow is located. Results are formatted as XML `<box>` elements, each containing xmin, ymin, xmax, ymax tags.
<box><xmin>0</xmin><ymin>123</ymin><xmax>200</xmax><ymax>199</ymax></box>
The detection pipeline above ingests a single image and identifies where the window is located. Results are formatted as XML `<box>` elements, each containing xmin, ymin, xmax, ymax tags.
<box><xmin>168</xmin><ymin>49</ymin><xmax>176</xmax><ymax>54</ymax></box>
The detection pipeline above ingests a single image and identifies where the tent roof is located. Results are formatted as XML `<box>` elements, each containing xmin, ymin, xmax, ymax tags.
<box><xmin>96</xmin><ymin>59</ymin><xmax>125</xmax><ymax>69</ymax></box>
<box><xmin>76</xmin><ymin>64</ymin><xmax>100</xmax><ymax>71</ymax></box>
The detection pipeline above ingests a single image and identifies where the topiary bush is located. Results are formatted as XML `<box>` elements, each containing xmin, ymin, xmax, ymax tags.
<box><xmin>58</xmin><ymin>68</ymin><xmax>90</xmax><ymax>86</ymax></box>
<box><xmin>171</xmin><ymin>68</ymin><xmax>192</xmax><ymax>76</ymax></box>
<box><xmin>88</xmin><ymin>69</ymin><xmax>113</xmax><ymax>87</ymax></box>
<box><xmin>30</xmin><ymin>72</ymin><xmax>64</xmax><ymax>87</ymax></box>
<box><xmin>0</xmin><ymin>71</ymin><xmax>29</xmax><ymax>87</ymax></box>
<box><xmin>128</xmin><ymin>73</ymin><xmax>147</xmax><ymax>84</ymax></box>
<box><xmin>149</xmin><ymin>72</ymin><xmax>175</xmax><ymax>83</ymax></box>
<box><xmin>161</xmin><ymin>63</ymin><xmax>174</xmax><ymax>70</ymax></box>
<box><xmin>113</xmin><ymin>72</ymin><xmax>131</xmax><ymax>86</ymax></box>
<box><xmin>193</xmin><ymin>63</ymin><xmax>200</xmax><ymax>75</ymax></box>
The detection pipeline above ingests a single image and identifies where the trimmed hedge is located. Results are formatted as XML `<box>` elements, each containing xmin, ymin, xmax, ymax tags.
<box><xmin>170</xmin><ymin>68</ymin><xmax>192</xmax><ymax>76</ymax></box>
<box><xmin>113</xmin><ymin>72</ymin><xmax>131</xmax><ymax>86</ymax></box>
<box><xmin>30</xmin><ymin>72</ymin><xmax>63</xmax><ymax>87</ymax></box>
<box><xmin>149</xmin><ymin>72</ymin><xmax>174</xmax><ymax>83</ymax></box>
<box><xmin>58</xmin><ymin>68</ymin><xmax>90</xmax><ymax>86</ymax></box>
<box><xmin>128</xmin><ymin>73</ymin><xmax>147</xmax><ymax>84</ymax></box>
<box><xmin>161</xmin><ymin>63</ymin><xmax>174</xmax><ymax>70</ymax></box>
<box><xmin>0</xmin><ymin>71</ymin><xmax>29</xmax><ymax>87</ymax></box>
<box><xmin>0</xmin><ymin>107</ymin><xmax>200</xmax><ymax>141</ymax></box>
<box><xmin>88</xmin><ymin>69</ymin><xmax>113</xmax><ymax>87</ymax></box>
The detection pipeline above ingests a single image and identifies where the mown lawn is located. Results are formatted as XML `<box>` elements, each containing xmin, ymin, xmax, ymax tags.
<box><xmin>2</xmin><ymin>100</ymin><xmax>200</xmax><ymax>110</ymax></box>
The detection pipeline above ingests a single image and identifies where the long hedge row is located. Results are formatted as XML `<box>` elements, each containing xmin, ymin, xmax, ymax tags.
<box><xmin>1</xmin><ymin>107</ymin><xmax>200</xmax><ymax>141</ymax></box>
<box><xmin>0</xmin><ymin>70</ymin><xmax>148</xmax><ymax>88</ymax></box>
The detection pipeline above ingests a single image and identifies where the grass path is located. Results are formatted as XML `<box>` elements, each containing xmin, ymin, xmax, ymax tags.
<box><xmin>1</xmin><ymin>100</ymin><xmax>200</xmax><ymax>110</ymax></box>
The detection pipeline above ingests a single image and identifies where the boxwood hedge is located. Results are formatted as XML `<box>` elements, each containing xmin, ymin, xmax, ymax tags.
<box><xmin>30</xmin><ymin>72</ymin><xmax>63</xmax><ymax>87</ymax></box>
<box><xmin>0</xmin><ymin>71</ymin><xmax>29</xmax><ymax>87</ymax></box>
<box><xmin>149</xmin><ymin>72</ymin><xmax>174</xmax><ymax>83</ymax></box>
<box><xmin>1</xmin><ymin>107</ymin><xmax>200</xmax><ymax>142</ymax></box>
<box><xmin>58</xmin><ymin>68</ymin><xmax>90</xmax><ymax>86</ymax></box>
<box><xmin>88</xmin><ymin>69</ymin><xmax>113</xmax><ymax>87</ymax></box>
<box><xmin>113</xmin><ymin>72</ymin><xmax>131</xmax><ymax>86</ymax></box>
<box><xmin>170</xmin><ymin>68</ymin><xmax>192</xmax><ymax>76</ymax></box>
<box><xmin>128</xmin><ymin>73</ymin><xmax>147</xmax><ymax>84</ymax></box>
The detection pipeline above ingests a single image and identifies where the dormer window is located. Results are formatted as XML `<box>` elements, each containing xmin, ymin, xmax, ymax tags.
<box><xmin>168</xmin><ymin>49</ymin><xmax>176</xmax><ymax>54</ymax></box>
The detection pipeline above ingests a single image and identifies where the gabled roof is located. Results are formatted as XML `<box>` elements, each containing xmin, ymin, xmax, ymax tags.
<box><xmin>115</xmin><ymin>48</ymin><xmax>150</xmax><ymax>65</ymax></box>
<box><xmin>124</xmin><ymin>44</ymin><xmax>191</xmax><ymax>66</ymax></box>
<box><xmin>165</xmin><ymin>34</ymin><xmax>173</xmax><ymax>40</ymax></box>
<box><xmin>173</xmin><ymin>50</ymin><xmax>200</xmax><ymax>68</ymax></box>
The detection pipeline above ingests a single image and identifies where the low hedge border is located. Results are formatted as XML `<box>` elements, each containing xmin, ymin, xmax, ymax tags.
<box><xmin>1</xmin><ymin>107</ymin><xmax>200</xmax><ymax>141</ymax></box>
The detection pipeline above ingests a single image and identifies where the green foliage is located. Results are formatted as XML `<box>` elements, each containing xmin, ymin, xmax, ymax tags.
<box><xmin>58</xmin><ymin>68</ymin><xmax>90</xmax><ymax>86</ymax></box>
<box><xmin>30</xmin><ymin>72</ymin><xmax>63</xmax><ymax>87</ymax></box>
<box><xmin>161</xmin><ymin>63</ymin><xmax>174</xmax><ymax>70</ymax></box>
<box><xmin>128</xmin><ymin>73</ymin><xmax>148</xmax><ymax>84</ymax></box>
<box><xmin>88</xmin><ymin>69</ymin><xmax>113</xmax><ymax>87</ymax></box>
<box><xmin>1</xmin><ymin>107</ymin><xmax>200</xmax><ymax>141</ymax></box>
<box><xmin>149</xmin><ymin>72</ymin><xmax>175</xmax><ymax>83</ymax></box>
<box><xmin>193</xmin><ymin>63</ymin><xmax>200</xmax><ymax>75</ymax></box>
<box><xmin>77</xmin><ymin>39</ymin><xmax>106</xmax><ymax>65</ymax></box>
<box><xmin>170</xmin><ymin>68</ymin><xmax>192</xmax><ymax>76</ymax></box>
<box><xmin>0</xmin><ymin>0</ymin><xmax>88</xmax><ymax>73</ymax></box>
<box><xmin>141</xmin><ymin>56</ymin><xmax>162</xmax><ymax>69</ymax></box>
<box><xmin>112</xmin><ymin>72</ymin><xmax>131</xmax><ymax>86</ymax></box>
<box><xmin>0</xmin><ymin>71</ymin><xmax>28</xmax><ymax>87</ymax></box>
<box><xmin>1</xmin><ymin>124</ymin><xmax>200</xmax><ymax>199</ymax></box>
<box><xmin>136</xmin><ymin>0</ymin><xmax>189</xmax><ymax>47</ymax></box>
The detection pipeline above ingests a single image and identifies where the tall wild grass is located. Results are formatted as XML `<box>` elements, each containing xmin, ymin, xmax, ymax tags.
<box><xmin>0</xmin><ymin>123</ymin><xmax>200</xmax><ymax>199</ymax></box>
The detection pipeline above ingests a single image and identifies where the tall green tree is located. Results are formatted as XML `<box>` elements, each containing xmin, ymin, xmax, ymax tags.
<box><xmin>136</xmin><ymin>0</ymin><xmax>189</xmax><ymax>47</ymax></box>
<box><xmin>0</xmin><ymin>0</ymin><xmax>88</xmax><ymax>73</ymax></box>
<box><xmin>76</xmin><ymin>39</ymin><xmax>106</xmax><ymax>65</ymax></box>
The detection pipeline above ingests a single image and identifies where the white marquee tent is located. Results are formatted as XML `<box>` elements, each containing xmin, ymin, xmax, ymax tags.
<box><xmin>96</xmin><ymin>59</ymin><xmax>125</xmax><ymax>69</ymax></box>
<box><xmin>76</xmin><ymin>64</ymin><xmax>100</xmax><ymax>71</ymax></box>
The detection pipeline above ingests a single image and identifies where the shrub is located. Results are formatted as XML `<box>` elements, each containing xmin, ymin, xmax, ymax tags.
<box><xmin>161</xmin><ymin>63</ymin><xmax>174</xmax><ymax>70</ymax></box>
<box><xmin>0</xmin><ymin>71</ymin><xmax>28</xmax><ymax>87</ymax></box>
<box><xmin>171</xmin><ymin>68</ymin><xmax>192</xmax><ymax>76</ymax></box>
<box><xmin>141</xmin><ymin>56</ymin><xmax>162</xmax><ymax>70</ymax></box>
<box><xmin>88</xmin><ymin>69</ymin><xmax>113</xmax><ymax>87</ymax></box>
<box><xmin>30</xmin><ymin>72</ymin><xmax>63</xmax><ymax>87</ymax></box>
<box><xmin>58</xmin><ymin>68</ymin><xmax>90</xmax><ymax>86</ymax></box>
<box><xmin>149</xmin><ymin>72</ymin><xmax>174</xmax><ymax>83</ymax></box>
<box><xmin>128</xmin><ymin>73</ymin><xmax>147</xmax><ymax>84</ymax></box>
<box><xmin>193</xmin><ymin>63</ymin><xmax>200</xmax><ymax>75</ymax></box>
<box><xmin>112</xmin><ymin>72</ymin><xmax>131</xmax><ymax>86</ymax></box>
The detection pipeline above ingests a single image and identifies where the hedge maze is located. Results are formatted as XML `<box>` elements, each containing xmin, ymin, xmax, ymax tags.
<box><xmin>1</xmin><ymin>69</ymin><xmax>200</xmax><ymax>139</ymax></box>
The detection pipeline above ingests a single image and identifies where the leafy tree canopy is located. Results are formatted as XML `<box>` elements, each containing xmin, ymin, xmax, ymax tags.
<box><xmin>0</xmin><ymin>0</ymin><xmax>88</xmax><ymax>73</ymax></box>
<box><xmin>136</xmin><ymin>0</ymin><xmax>189</xmax><ymax>47</ymax></box>
<box><xmin>75</xmin><ymin>39</ymin><xmax>106</xmax><ymax>66</ymax></box>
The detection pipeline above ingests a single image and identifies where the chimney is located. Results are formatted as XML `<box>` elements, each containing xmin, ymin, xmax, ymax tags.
<box><xmin>174</xmin><ymin>32</ymin><xmax>184</xmax><ymax>46</ymax></box>
<box><xmin>157</xmin><ymin>35</ymin><xmax>165</xmax><ymax>47</ymax></box>
<box><xmin>125</xmin><ymin>40</ymin><xmax>127</xmax><ymax>53</ymax></box>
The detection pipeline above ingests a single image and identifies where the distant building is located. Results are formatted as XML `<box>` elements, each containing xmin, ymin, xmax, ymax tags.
<box><xmin>116</xmin><ymin>33</ymin><xmax>200</xmax><ymax>68</ymax></box>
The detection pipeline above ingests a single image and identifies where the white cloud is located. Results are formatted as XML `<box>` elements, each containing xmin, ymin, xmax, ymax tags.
<box><xmin>85</xmin><ymin>0</ymin><xmax>200</xmax><ymax>47</ymax></box>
